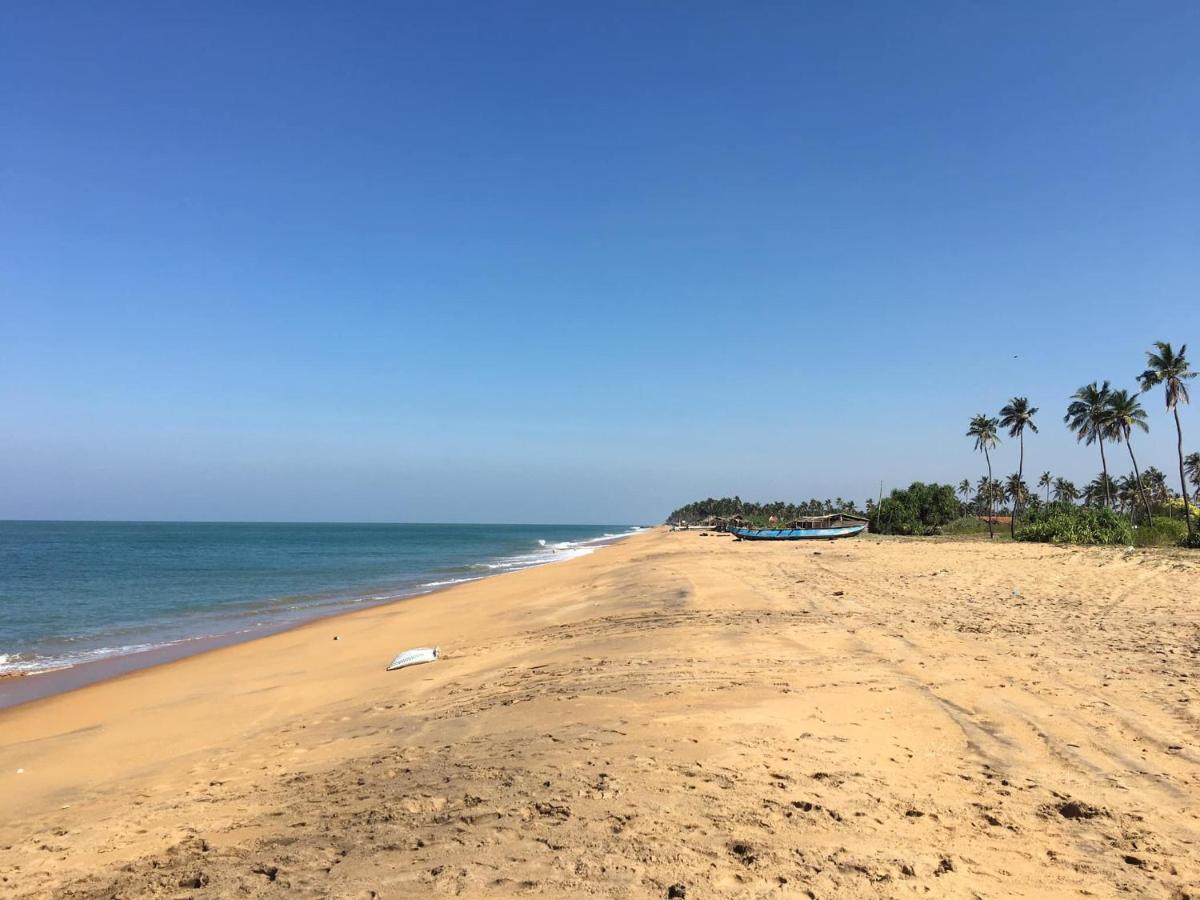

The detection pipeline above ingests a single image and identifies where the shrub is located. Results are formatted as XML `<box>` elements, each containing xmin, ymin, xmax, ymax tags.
<box><xmin>1014</xmin><ymin>503</ymin><xmax>1133</xmax><ymax>545</ymax></box>
<box><xmin>1132</xmin><ymin>518</ymin><xmax>1188</xmax><ymax>547</ymax></box>
<box><xmin>1161</xmin><ymin>497</ymin><xmax>1200</xmax><ymax>519</ymax></box>
<box><xmin>870</xmin><ymin>482</ymin><xmax>961</xmax><ymax>536</ymax></box>
<box><xmin>1181</xmin><ymin>531</ymin><xmax>1200</xmax><ymax>549</ymax></box>
<box><xmin>940</xmin><ymin>516</ymin><xmax>994</xmax><ymax>536</ymax></box>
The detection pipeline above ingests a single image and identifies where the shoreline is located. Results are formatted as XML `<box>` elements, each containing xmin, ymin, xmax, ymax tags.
<box><xmin>0</xmin><ymin>528</ymin><xmax>641</xmax><ymax>712</ymax></box>
<box><xmin>3</xmin><ymin>529</ymin><xmax>1197</xmax><ymax>897</ymax></box>
<box><xmin>0</xmin><ymin>527</ymin><xmax>663</xmax><ymax>828</ymax></box>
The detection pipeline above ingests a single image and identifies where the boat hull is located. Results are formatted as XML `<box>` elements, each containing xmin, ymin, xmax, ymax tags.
<box><xmin>731</xmin><ymin>525</ymin><xmax>866</xmax><ymax>541</ymax></box>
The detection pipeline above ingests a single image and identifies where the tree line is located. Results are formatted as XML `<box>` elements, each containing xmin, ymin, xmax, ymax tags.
<box><xmin>966</xmin><ymin>341</ymin><xmax>1198</xmax><ymax>547</ymax></box>
<box><xmin>663</xmin><ymin>342</ymin><xmax>1198</xmax><ymax>548</ymax></box>
<box><xmin>665</xmin><ymin>496</ymin><xmax>862</xmax><ymax>526</ymax></box>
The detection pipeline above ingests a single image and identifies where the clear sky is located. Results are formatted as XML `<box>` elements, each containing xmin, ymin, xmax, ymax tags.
<box><xmin>2</xmin><ymin>2</ymin><xmax>1198</xmax><ymax>523</ymax></box>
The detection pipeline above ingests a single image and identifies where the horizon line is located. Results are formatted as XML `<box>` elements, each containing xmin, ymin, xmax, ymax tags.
<box><xmin>0</xmin><ymin>518</ymin><xmax>647</xmax><ymax>527</ymax></box>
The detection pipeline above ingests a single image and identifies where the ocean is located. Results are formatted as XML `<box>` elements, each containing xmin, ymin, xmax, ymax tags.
<box><xmin>0</xmin><ymin>521</ymin><xmax>637</xmax><ymax>681</ymax></box>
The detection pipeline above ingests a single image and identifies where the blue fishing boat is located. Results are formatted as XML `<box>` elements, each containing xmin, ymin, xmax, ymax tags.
<box><xmin>730</xmin><ymin>515</ymin><xmax>867</xmax><ymax>541</ymax></box>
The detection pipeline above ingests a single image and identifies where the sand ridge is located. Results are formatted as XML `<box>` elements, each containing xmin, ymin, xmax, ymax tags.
<box><xmin>1</xmin><ymin>529</ymin><xmax>1198</xmax><ymax>897</ymax></box>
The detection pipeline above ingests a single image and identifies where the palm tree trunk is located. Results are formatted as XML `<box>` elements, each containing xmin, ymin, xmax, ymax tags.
<box><xmin>1176</xmin><ymin>408</ymin><xmax>1194</xmax><ymax>538</ymax></box>
<box><xmin>1098</xmin><ymin>437</ymin><xmax>1111</xmax><ymax>507</ymax></box>
<box><xmin>1011</xmin><ymin>432</ymin><xmax>1024</xmax><ymax>538</ymax></box>
<box><xmin>984</xmin><ymin>447</ymin><xmax>994</xmax><ymax>539</ymax></box>
<box><xmin>1124</xmin><ymin>435</ymin><xmax>1153</xmax><ymax>525</ymax></box>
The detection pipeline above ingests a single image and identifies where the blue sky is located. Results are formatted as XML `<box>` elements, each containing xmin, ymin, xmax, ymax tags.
<box><xmin>2</xmin><ymin>2</ymin><xmax>1198</xmax><ymax>523</ymax></box>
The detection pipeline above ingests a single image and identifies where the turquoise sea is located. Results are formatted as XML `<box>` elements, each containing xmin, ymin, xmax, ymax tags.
<box><xmin>0</xmin><ymin>522</ymin><xmax>637</xmax><ymax>680</ymax></box>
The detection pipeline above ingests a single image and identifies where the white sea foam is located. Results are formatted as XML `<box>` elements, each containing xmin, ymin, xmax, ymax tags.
<box><xmin>0</xmin><ymin>640</ymin><xmax>189</xmax><ymax>676</ymax></box>
<box><xmin>421</xmin><ymin>577</ymin><xmax>480</xmax><ymax>588</ymax></box>
<box><xmin>479</xmin><ymin>526</ymin><xmax>642</xmax><ymax>575</ymax></box>
<box><xmin>468</xmin><ymin>528</ymin><xmax>641</xmax><ymax>576</ymax></box>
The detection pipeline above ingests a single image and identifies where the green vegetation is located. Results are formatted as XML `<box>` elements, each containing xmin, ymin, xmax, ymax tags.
<box><xmin>1186</xmin><ymin>452</ymin><xmax>1200</xmax><ymax>501</ymax></box>
<box><xmin>1037</xmin><ymin>471</ymin><xmax>1053</xmax><ymax>502</ymax></box>
<box><xmin>998</xmin><ymin>397</ymin><xmax>1038</xmax><ymax>537</ymax></box>
<box><xmin>1163</xmin><ymin>496</ymin><xmax>1200</xmax><ymax>518</ymax></box>
<box><xmin>668</xmin><ymin>343</ymin><xmax>1198</xmax><ymax>550</ymax></box>
<box><xmin>1052</xmin><ymin>477</ymin><xmax>1078</xmax><ymax>503</ymax></box>
<box><xmin>958</xmin><ymin>340</ymin><xmax>1197</xmax><ymax>549</ymax></box>
<box><xmin>1132</xmin><ymin>518</ymin><xmax>1189</xmax><ymax>548</ymax></box>
<box><xmin>1064</xmin><ymin>381</ymin><xmax>1115</xmax><ymax>508</ymax></box>
<box><xmin>938</xmin><ymin>516</ymin><xmax>996</xmax><ymax>536</ymax></box>
<box><xmin>1138</xmin><ymin>341</ymin><xmax>1196</xmax><ymax>542</ymax></box>
<box><xmin>665</xmin><ymin>496</ymin><xmax>861</xmax><ymax>527</ymax></box>
<box><xmin>1105</xmin><ymin>388</ymin><xmax>1154</xmax><ymax>524</ymax></box>
<box><xmin>1014</xmin><ymin>504</ymin><xmax>1133</xmax><ymax>545</ymax></box>
<box><xmin>966</xmin><ymin>414</ymin><xmax>1000</xmax><ymax>538</ymax></box>
<box><xmin>869</xmin><ymin>482</ymin><xmax>960</xmax><ymax>536</ymax></box>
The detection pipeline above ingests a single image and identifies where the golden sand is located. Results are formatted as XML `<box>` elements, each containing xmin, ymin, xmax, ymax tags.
<box><xmin>2</xmin><ymin>528</ymin><xmax>1198</xmax><ymax>898</ymax></box>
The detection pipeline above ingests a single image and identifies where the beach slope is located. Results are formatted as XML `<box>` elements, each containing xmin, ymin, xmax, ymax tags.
<box><xmin>2</xmin><ymin>529</ymin><xmax>1198</xmax><ymax>897</ymax></box>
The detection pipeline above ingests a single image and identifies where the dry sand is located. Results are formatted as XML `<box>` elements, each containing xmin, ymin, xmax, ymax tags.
<box><xmin>1</xmin><ymin>528</ymin><xmax>1198</xmax><ymax>898</ymax></box>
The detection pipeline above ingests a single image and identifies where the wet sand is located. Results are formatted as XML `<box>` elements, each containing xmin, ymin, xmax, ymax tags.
<box><xmin>2</xmin><ymin>528</ymin><xmax>1198</xmax><ymax>898</ymax></box>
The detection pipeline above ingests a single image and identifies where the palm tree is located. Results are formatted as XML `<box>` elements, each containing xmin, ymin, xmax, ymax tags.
<box><xmin>1003</xmin><ymin>473</ymin><xmax>1029</xmax><ymax>519</ymax></box>
<box><xmin>1085</xmin><ymin>473</ymin><xmax>1119</xmax><ymax>508</ymax></box>
<box><xmin>1104</xmin><ymin>388</ymin><xmax>1153</xmax><ymax>524</ymax></box>
<box><xmin>1053</xmin><ymin>477</ymin><xmax>1078</xmax><ymax>504</ymax></box>
<box><xmin>986</xmin><ymin>478</ymin><xmax>1006</xmax><ymax>516</ymax></box>
<box><xmin>967</xmin><ymin>414</ymin><xmax>1001</xmax><ymax>538</ymax></box>
<box><xmin>1064</xmin><ymin>381</ymin><xmax>1114</xmax><ymax>507</ymax></box>
<box><xmin>1116</xmin><ymin>474</ymin><xmax>1138</xmax><ymax>518</ymax></box>
<box><xmin>956</xmin><ymin>478</ymin><xmax>972</xmax><ymax>516</ymax></box>
<box><xmin>1140</xmin><ymin>466</ymin><xmax>1165</xmax><ymax>501</ymax></box>
<box><xmin>1038</xmin><ymin>471</ymin><xmax>1052</xmax><ymax>503</ymax></box>
<box><xmin>1139</xmin><ymin>342</ymin><xmax>1196</xmax><ymax>540</ymax></box>
<box><xmin>975</xmin><ymin>476</ymin><xmax>1004</xmax><ymax>516</ymax></box>
<box><xmin>1186</xmin><ymin>452</ymin><xmax>1200</xmax><ymax>503</ymax></box>
<box><xmin>999</xmin><ymin>397</ymin><xmax>1038</xmax><ymax>537</ymax></box>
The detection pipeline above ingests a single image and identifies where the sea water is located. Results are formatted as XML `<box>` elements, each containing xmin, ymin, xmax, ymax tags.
<box><xmin>0</xmin><ymin>521</ymin><xmax>637</xmax><ymax>678</ymax></box>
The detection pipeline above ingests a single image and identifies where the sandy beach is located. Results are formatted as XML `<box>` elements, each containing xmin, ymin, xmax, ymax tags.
<box><xmin>2</xmin><ymin>527</ymin><xmax>1198</xmax><ymax>898</ymax></box>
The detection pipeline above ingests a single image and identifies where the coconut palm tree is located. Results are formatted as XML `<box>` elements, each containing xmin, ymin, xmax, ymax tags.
<box><xmin>967</xmin><ymin>414</ymin><xmax>1001</xmax><ymax>538</ymax></box>
<box><xmin>986</xmin><ymin>478</ymin><xmax>1006</xmax><ymax>516</ymax></box>
<box><xmin>1186</xmin><ymin>451</ymin><xmax>1200</xmax><ymax>503</ymax></box>
<box><xmin>1064</xmin><ymin>381</ymin><xmax>1114</xmax><ymax>507</ymax></box>
<box><xmin>1116</xmin><ymin>474</ymin><xmax>1139</xmax><ymax>518</ymax></box>
<box><xmin>1053</xmin><ymin>477</ymin><xmax>1078</xmax><ymax>504</ymax></box>
<box><xmin>1085</xmin><ymin>473</ymin><xmax>1119</xmax><ymax>508</ymax></box>
<box><xmin>1104</xmin><ymin>388</ymin><xmax>1154</xmax><ymax>524</ymax></box>
<box><xmin>956</xmin><ymin>478</ymin><xmax>972</xmax><ymax>514</ymax></box>
<box><xmin>1038</xmin><ymin>471</ymin><xmax>1053</xmax><ymax>503</ymax></box>
<box><xmin>999</xmin><ymin>397</ymin><xmax>1039</xmax><ymax>536</ymax></box>
<box><xmin>975</xmin><ymin>476</ymin><xmax>1005</xmax><ymax>517</ymax></box>
<box><xmin>1139</xmin><ymin>342</ymin><xmax>1196</xmax><ymax>540</ymax></box>
<box><xmin>1004</xmin><ymin>473</ymin><xmax>1029</xmax><ymax>519</ymax></box>
<box><xmin>1140</xmin><ymin>467</ymin><xmax>1171</xmax><ymax>505</ymax></box>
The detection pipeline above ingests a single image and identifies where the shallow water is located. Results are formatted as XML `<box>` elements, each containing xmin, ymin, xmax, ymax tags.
<box><xmin>0</xmin><ymin>521</ymin><xmax>636</xmax><ymax>677</ymax></box>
